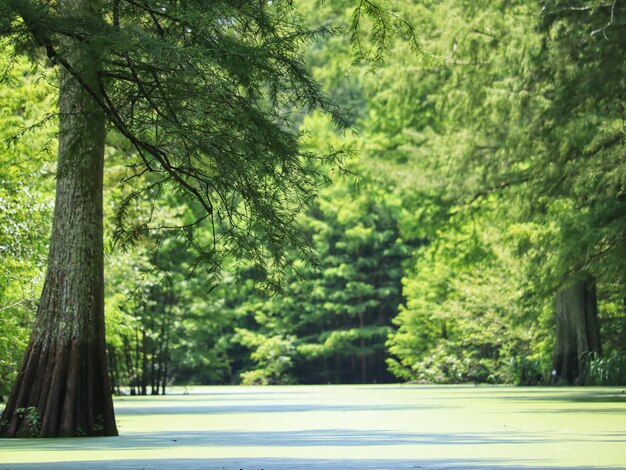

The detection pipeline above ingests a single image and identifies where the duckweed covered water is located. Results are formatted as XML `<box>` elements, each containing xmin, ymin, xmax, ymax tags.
<box><xmin>0</xmin><ymin>385</ymin><xmax>624</xmax><ymax>469</ymax></box>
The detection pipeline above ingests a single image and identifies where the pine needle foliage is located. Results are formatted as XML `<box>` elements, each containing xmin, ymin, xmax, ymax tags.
<box><xmin>2</xmin><ymin>0</ymin><xmax>420</xmax><ymax>289</ymax></box>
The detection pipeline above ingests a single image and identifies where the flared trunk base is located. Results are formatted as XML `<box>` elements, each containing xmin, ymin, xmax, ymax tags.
<box><xmin>1</xmin><ymin>338</ymin><xmax>117</xmax><ymax>438</ymax></box>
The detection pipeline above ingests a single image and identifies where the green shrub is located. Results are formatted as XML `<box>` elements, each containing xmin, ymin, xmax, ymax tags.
<box><xmin>509</xmin><ymin>356</ymin><xmax>546</xmax><ymax>385</ymax></box>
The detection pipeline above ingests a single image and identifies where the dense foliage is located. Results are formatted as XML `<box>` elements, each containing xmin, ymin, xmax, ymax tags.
<box><xmin>0</xmin><ymin>52</ymin><xmax>55</xmax><ymax>398</ymax></box>
<box><xmin>1</xmin><ymin>0</ymin><xmax>625</xmax><ymax>397</ymax></box>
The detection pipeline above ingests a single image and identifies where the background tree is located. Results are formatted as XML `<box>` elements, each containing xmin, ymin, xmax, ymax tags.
<box><xmin>361</xmin><ymin>0</ymin><xmax>626</xmax><ymax>385</ymax></box>
<box><xmin>526</xmin><ymin>0</ymin><xmax>626</xmax><ymax>383</ymax></box>
<box><xmin>233</xmin><ymin>175</ymin><xmax>412</xmax><ymax>385</ymax></box>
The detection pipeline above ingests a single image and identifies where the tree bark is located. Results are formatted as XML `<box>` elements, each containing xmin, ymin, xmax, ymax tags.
<box><xmin>0</xmin><ymin>0</ymin><xmax>117</xmax><ymax>437</ymax></box>
<box><xmin>553</xmin><ymin>277</ymin><xmax>602</xmax><ymax>384</ymax></box>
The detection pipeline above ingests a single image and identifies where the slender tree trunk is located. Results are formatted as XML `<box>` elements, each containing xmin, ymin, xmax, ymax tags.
<box><xmin>359</xmin><ymin>313</ymin><xmax>367</xmax><ymax>384</ymax></box>
<box><xmin>159</xmin><ymin>322</ymin><xmax>166</xmax><ymax>395</ymax></box>
<box><xmin>350</xmin><ymin>354</ymin><xmax>356</xmax><ymax>381</ymax></box>
<box><xmin>0</xmin><ymin>0</ymin><xmax>117</xmax><ymax>437</ymax></box>
<box><xmin>112</xmin><ymin>347</ymin><xmax>121</xmax><ymax>396</ymax></box>
<box><xmin>157</xmin><ymin>295</ymin><xmax>170</xmax><ymax>395</ymax></box>
<box><xmin>141</xmin><ymin>327</ymin><xmax>148</xmax><ymax>396</ymax></box>
<box><xmin>151</xmin><ymin>357</ymin><xmax>158</xmax><ymax>395</ymax></box>
<box><xmin>134</xmin><ymin>326</ymin><xmax>142</xmax><ymax>394</ymax></box>
<box><xmin>151</xmin><ymin>314</ymin><xmax>159</xmax><ymax>395</ymax></box>
<box><xmin>108</xmin><ymin>345</ymin><xmax>120</xmax><ymax>396</ymax></box>
<box><xmin>360</xmin><ymin>350</ymin><xmax>367</xmax><ymax>384</ymax></box>
<box><xmin>122</xmin><ymin>337</ymin><xmax>136</xmax><ymax>396</ymax></box>
<box><xmin>553</xmin><ymin>276</ymin><xmax>602</xmax><ymax>384</ymax></box>
<box><xmin>161</xmin><ymin>351</ymin><xmax>169</xmax><ymax>396</ymax></box>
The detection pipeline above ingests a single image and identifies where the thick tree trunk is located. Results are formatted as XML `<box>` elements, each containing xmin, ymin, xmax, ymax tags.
<box><xmin>553</xmin><ymin>277</ymin><xmax>602</xmax><ymax>384</ymax></box>
<box><xmin>0</xmin><ymin>0</ymin><xmax>117</xmax><ymax>438</ymax></box>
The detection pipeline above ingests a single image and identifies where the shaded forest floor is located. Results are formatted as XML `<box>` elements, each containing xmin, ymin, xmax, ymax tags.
<box><xmin>0</xmin><ymin>385</ymin><xmax>625</xmax><ymax>469</ymax></box>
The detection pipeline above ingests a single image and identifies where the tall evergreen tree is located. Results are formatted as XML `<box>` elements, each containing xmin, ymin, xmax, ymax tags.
<box><xmin>0</xmin><ymin>0</ymin><xmax>421</xmax><ymax>437</ymax></box>
<box><xmin>235</xmin><ymin>178</ymin><xmax>411</xmax><ymax>384</ymax></box>
<box><xmin>1</xmin><ymin>0</ymin><xmax>116</xmax><ymax>438</ymax></box>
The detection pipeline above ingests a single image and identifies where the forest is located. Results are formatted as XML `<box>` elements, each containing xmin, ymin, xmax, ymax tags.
<box><xmin>1</xmin><ymin>0</ymin><xmax>625</xmax><ymax>439</ymax></box>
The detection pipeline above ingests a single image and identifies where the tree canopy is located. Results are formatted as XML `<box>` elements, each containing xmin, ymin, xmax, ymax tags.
<box><xmin>1</xmin><ymin>0</ymin><xmax>625</xmax><ymax>438</ymax></box>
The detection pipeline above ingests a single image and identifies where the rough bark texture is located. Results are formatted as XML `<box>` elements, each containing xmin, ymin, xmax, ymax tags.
<box><xmin>0</xmin><ymin>0</ymin><xmax>117</xmax><ymax>438</ymax></box>
<box><xmin>553</xmin><ymin>277</ymin><xmax>602</xmax><ymax>384</ymax></box>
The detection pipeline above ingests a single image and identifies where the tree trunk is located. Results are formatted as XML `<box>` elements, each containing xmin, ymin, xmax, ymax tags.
<box><xmin>0</xmin><ymin>0</ymin><xmax>117</xmax><ymax>437</ymax></box>
<box><xmin>108</xmin><ymin>345</ymin><xmax>121</xmax><ymax>396</ymax></box>
<box><xmin>123</xmin><ymin>337</ymin><xmax>137</xmax><ymax>396</ymax></box>
<box><xmin>359</xmin><ymin>313</ymin><xmax>367</xmax><ymax>384</ymax></box>
<box><xmin>553</xmin><ymin>277</ymin><xmax>602</xmax><ymax>384</ymax></box>
<box><xmin>140</xmin><ymin>327</ymin><xmax>148</xmax><ymax>396</ymax></box>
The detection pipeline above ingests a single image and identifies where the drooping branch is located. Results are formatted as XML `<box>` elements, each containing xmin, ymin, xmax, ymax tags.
<box><xmin>4</xmin><ymin>0</ymin><xmax>420</xmax><ymax>288</ymax></box>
